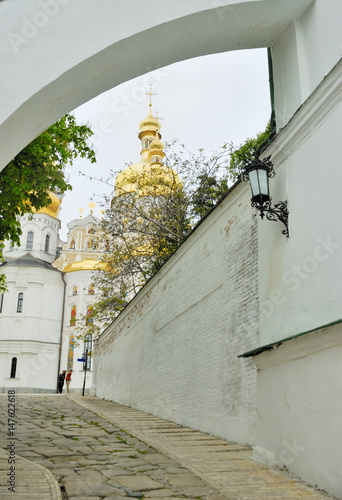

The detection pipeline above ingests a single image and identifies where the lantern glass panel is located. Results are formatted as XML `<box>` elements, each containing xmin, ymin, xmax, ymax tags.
<box><xmin>257</xmin><ymin>168</ymin><xmax>269</xmax><ymax>196</ymax></box>
<box><xmin>248</xmin><ymin>166</ymin><xmax>270</xmax><ymax>204</ymax></box>
<box><xmin>248</xmin><ymin>169</ymin><xmax>259</xmax><ymax>198</ymax></box>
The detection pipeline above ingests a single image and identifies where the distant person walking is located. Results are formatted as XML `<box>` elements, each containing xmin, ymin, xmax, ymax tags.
<box><xmin>65</xmin><ymin>369</ymin><xmax>72</xmax><ymax>393</ymax></box>
<box><xmin>57</xmin><ymin>370</ymin><xmax>66</xmax><ymax>393</ymax></box>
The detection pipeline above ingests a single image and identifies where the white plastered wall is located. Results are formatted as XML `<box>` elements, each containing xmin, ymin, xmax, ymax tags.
<box><xmin>0</xmin><ymin>266</ymin><xmax>64</xmax><ymax>392</ymax></box>
<box><xmin>253</xmin><ymin>324</ymin><xmax>342</xmax><ymax>498</ymax></box>
<box><xmin>258</xmin><ymin>59</ymin><xmax>342</xmax><ymax>346</ymax></box>
<box><xmin>3</xmin><ymin>213</ymin><xmax>61</xmax><ymax>263</ymax></box>
<box><xmin>95</xmin><ymin>181</ymin><xmax>260</xmax><ymax>445</ymax></box>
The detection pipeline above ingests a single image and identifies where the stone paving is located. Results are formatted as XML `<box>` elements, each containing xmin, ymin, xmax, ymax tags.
<box><xmin>0</xmin><ymin>395</ymin><xmax>226</xmax><ymax>499</ymax></box>
<box><xmin>0</xmin><ymin>394</ymin><xmax>336</xmax><ymax>499</ymax></box>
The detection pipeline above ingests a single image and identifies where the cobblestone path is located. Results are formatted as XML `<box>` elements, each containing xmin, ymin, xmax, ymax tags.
<box><xmin>0</xmin><ymin>395</ymin><xmax>226</xmax><ymax>499</ymax></box>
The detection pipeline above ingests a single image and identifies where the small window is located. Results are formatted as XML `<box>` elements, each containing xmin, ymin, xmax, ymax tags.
<box><xmin>44</xmin><ymin>234</ymin><xmax>50</xmax><ymax>253</ymax></box>
<box><xmin>67</xmin><ymin>334</ymin><xmax>75</xmax><ymax>370</ymax></box>
<box><xmin>26</xmin><ymin>231</ymin><xmax>34</xmax><ymax>250</ymax></box>
<box><xmin>70</xmin><ymin>305</ymin><xmax>76</xmax><ymax>326</ymax></box>
<box><xmin>84</xmin><ymin>335</ymin><xmax>92</xmax><ymax>370</ymax></box>
<box><xmin>0</xmin><ymin>293</ymin><xmax>4</xmax><ymax>313</ymax></box>
<box><xmin>10</xmin><ymin>358</ymin><xmax>17</xmax><ymax>378</ymax></box>
<box><xmin>17</xmin><ymin>293</ymin><xmax>24</xmax><ymax>313</ymax></box>
<box><xmin>70</xmin><ymin>239</ymin><xmax>75</xmax><ymax>249</ymax></box>
<box><xmin>86</xmin><ymin>305</ymin><xmax>94</xmax><ymax>325</ymax></box>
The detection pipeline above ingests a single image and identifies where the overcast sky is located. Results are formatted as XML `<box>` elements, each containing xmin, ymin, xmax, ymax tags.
<box><xmin>60</xmin><ymin>48</ymin><xmax>271</xmax><ymax>240</ymax></box>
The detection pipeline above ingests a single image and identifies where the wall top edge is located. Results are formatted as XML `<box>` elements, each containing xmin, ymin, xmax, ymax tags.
<box><xmin>238</xmin><ymin>317</ymin><xmax>342</xmax><ymax>358</ymax></box>
<box><xmin>262</xmin><ymin>57</ymin><xmax>342</xmax><ymax>166</ymax></box>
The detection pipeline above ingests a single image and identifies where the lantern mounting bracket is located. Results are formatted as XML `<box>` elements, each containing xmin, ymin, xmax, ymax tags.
<box><xmin>241</xmin><ymin>155</ymin><xmax>289</xmax><ymax>237</ymax></box>
<box><xmin>252</xmin><ymin>199</ymin><xmax>289</xmax><ymax>237</ymax></box>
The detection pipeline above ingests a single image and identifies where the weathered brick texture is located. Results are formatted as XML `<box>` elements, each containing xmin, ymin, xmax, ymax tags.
<box><xmin>95</xmin><ymin>182</ymin><xmax>260</xmax><ymax>445</ymax></box>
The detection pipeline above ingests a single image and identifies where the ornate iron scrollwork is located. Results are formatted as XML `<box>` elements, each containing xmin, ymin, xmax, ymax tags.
<box><xmin>252</xmin><ymin>200</ymin><xmax>289</xmax><ymax>237</ymax></box>
<box><xmin>241</xmin><ymin>156</ymin><xmax>289</xmax><ymax>237</ymax></box>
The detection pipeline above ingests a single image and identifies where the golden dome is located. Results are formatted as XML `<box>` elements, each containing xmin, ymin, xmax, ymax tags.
<box><xmin>138</xmin><ymin>106</ymin><xmax>161</xmax><ymax>139</ymax></box>
<box><xmin>34</xmin><ymin>192</ymin><xmax>61</xmax><ymax>219</ymax></box>
<box><xmin>115</xmin><ymin>163</ymin><xmax>181</xmax><ymax>198</ymax></box>
<box><xmin>149</xmin><ymin>136</ymin><xmax>164</xmax><ymax>153</ymax></box>
<box><xmin>63</xmin><ymin>259</ymin><xmax>110</xmax><ymax>273</ymax></box>
<box><xmin>114</xmin><ymin>104</ymin><xmax>182</xmax><ymax>199</ymax></box>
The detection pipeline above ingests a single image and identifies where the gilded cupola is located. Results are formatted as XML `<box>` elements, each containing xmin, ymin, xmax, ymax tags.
<box><xmin>114</xmin><ymin>98</ymin><xmax>181</xmax><ymax>200</ymax></box>
<box><xmin>33</xmin><ymin>191</ymin><xmax>62</xmax><ymax>219</ymax></box>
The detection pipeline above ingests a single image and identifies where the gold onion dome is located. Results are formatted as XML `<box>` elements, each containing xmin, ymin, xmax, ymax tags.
<box><xmin>34</xmin><ymin>191</ymin><xmax>61</xmax><ymax>219</ymax></box>
<box><xmin>149</xmin><ymin>134</ymin><xmax>165</xmax><ymax>155</ymax></box>
<box><xmin>115</xmin><ymin>105</ymin><xmax>181</xmax><ymax>199</ymax></box>
<box><xmin>63</xmin><ymin>259</ymin><xmax>110</xmax><ymax>273</ymax></box>
<box><xmin>138</xmin><ymin>107</ymin><xmax>161</xmax><ymax>139</ymax></box>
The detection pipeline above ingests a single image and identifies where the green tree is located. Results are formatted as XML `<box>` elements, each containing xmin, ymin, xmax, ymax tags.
<box><xmin>84</xmin><ymin>142</ymin><xmax>233</xmax><ymax>336</ymax></box>
<box><xmin>0</xmin><ymin>114</ymin><xmax>96</xmax><ymax>292</ymax></box>
<box><xmin>227</xmin><ymin>121</ymin><xmax>272</xmax><ymax>175</ymax></box>
<box><xmin>80</xmin><ymin>121</ymin><xmax>271</xmax><ymax>337</ymax></box>
<box><xmin>85</xmin><ymin>167</ymin><xmax>191</xmax><ymax>337</ymax></box>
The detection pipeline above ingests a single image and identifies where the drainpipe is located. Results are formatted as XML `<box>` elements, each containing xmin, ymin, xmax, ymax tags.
<box><xmin>57</xmin><ymin>272</ymin><xmax>66</xmax><ymax>392</ymax></box>
<box><xmin>257</xmin><ymin>48</ymin><xmax>277</xmax><ymax>156</ymax></box>
<box><xmin>267</xmin><ymin>47</ymin><xmax>276</xmax><ymax>134</ymax></box>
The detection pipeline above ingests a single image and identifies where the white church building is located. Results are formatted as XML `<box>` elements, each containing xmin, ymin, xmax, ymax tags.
<box><xmin>0</xmin><ymin>196</ymin><xmax>103</xmax><ymax>394</ymax></box>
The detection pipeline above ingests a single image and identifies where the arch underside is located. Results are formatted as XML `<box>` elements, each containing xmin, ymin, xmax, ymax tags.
<box><xmin>0</xmin><ymin>0</ymin><xmax>313</xmax><ymax>170</ymax></box>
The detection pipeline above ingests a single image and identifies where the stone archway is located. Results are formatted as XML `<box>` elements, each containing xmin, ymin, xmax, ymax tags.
<box><xmin>0</xmin><ymin>0</ymin><xmax>313</xmax><ymax>170</ymax></box>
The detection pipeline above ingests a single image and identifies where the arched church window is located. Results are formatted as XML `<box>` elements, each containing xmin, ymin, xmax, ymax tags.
<box><xmin>17</xmin><ymin>293</ymin><xmax>24</xmax><ymax>313</ymax></box>
<box><xmin>72</xmin><ymin>286</ymin><xmax>77</xmax><ymax>296</ymax></box>
<box><xmin>67</xmin><ymin>334</ymin><xmax>75</xmax><ymax>370</ymax></box>
<box><xmin>86</xmin><ymin>305</ymin><xmax>93</xmax><ymax>325</ymax></box>
<box><xmin>10</xmin><ymin>358</ymin><xmax>17</xmax><ymax>379</ymax></box>
<box><xmin>70</xmin><ymin>305</ymin><xmax>76</xmax><ymax>326</ymax></box>
<box><xmin>45</xmin><ymin>234</ymin><xmax>50</xmax><ymax>253</ymax></box>
<box><xmin>26</xmin><ymin>231</ymin><xmax>34</xmax><ymax>250</ymax></box>
<box><xmin>84</xmin><ymin>335</ymin><xmax>92</xmax><ymax>370</ymax></box>
<box><xmin>70</xmin><ymin>239</ymin><xmax>75</xmax><ymax>249</ymax></box>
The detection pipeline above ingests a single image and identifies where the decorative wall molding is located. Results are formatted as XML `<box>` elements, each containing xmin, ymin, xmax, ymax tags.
<box><xmin>265</xmin><ymin>58</ymin><xmax>342</xmax><ymax>167</ymax></box>
<box><xmin>254</xmin><ymin>322</ymin><xmax>342</xmax><ymax>369</ymax></box>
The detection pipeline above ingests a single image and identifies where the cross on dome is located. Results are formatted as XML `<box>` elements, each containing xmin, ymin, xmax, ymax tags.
<box><xmin>145</xmin><ymin>85</ymin><xmax>156</xmax><ymax>109</ymax></box>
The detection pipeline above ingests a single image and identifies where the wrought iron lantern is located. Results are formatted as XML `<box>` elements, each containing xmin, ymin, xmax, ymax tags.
<box><xmin>241</xmin><ymin>155</ymin><xmax>289</xmax><ymax>237</ymax></box>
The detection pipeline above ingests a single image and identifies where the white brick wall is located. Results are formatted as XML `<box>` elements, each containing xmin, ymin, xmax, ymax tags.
<box><xmin>94</xmin><ymin>181</ymin><xmax>260</xmax><ymax>445</ymax></box>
